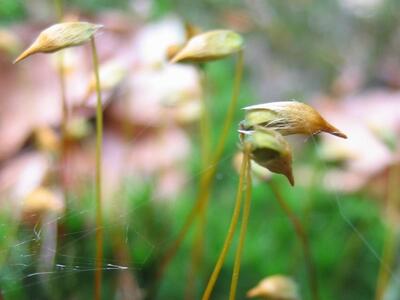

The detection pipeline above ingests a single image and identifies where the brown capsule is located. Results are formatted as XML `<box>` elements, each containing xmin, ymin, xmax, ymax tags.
<box><xmin>247</xmin><ymin>275</ymin><xmax>300</xmax><ymax>300</ymax></box>
<box><xmin>241</xmin><ymin>127</ymin><xmax>294</xmax><ymax>186</ymax></box>
<box><xmin>170</xmin><ymin>29</ymin><xmax>243</xmax><ymax>63</ymax></box>
<box><xmin>242</xmin><ymin>101</ymin><xmax>347</xmax><ymax>139</ymax></box>
<box><xmin>14</xmin><ymin>22</ymin><xmax>103</xmax><ymax>64</ymax></box>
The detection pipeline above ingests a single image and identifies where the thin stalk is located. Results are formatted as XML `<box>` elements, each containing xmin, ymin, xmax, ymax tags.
<box><xmin>53</xmin><ymin>0</ymin><xmax>68</xmax><ymax>202</ymax></box>
<box><xmin>53</xmin><ymin>4</ymin><xmax>68</xmax><ymax>299</ymax></box>
<box><xmin>199</xmin><ymin>104</ymin><xmax>211</xmax><ymax>165</ymax></box>
<box><xmin>269</xmin><ymin>181</ymin><xmax>319</xmax><ymax>300</ymax></box>
<box><xmin>90</xmin><ymin>36</ymin><xmax>104</xmax><ymax>300</ymax></box>
<box><xmin>184</xmin><ymin>216</ymin><xmax>204</xmax><ymax>300</ymax></box>
<box><xmin>190</xmin><ymin>50</ymin><xmax>244</xmax><ymax>294</ymax></box>
<box><xmin>211</xmin><ymin>51</ymin><xmax>243</xmax><ymax>162</ymax></box>
<box><xmin>185</xmin><ymin>67</ymin><xmax>211</xmax><ymax>300</ymax></box>
<box><xmin>57</xmin><ymin>51</ymin><xmax>68</xmax><ymax>189</ymax></box>
<box><xmin>375</xmin><ymin>227</ymin><xmax>396</xmax><ymax>300</ymax></box>
<box><xmin>201</xmin><ymin>144</ymin><xmax>249</xmax><ymax>300</ymax></box>
<box><xmin>229</xmin><ymin>153</ymin><xmax>252</xmax><ymax>300</ymax></box>
<box><xmin>375</xmin><ymin>165</ymin><xmax>399</xmax><ymax>300</ymax></box>
<box><xmin>157</xmin><ymin>49</ymin><xmax>244</xmax><ymax>283</ymax></box>
<box><xmin>199</xmin><ymin>68</ymin><xmax>211</xmax><ymax>166</ymax></box>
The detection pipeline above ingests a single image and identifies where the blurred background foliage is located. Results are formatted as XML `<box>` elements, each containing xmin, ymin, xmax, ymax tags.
<box><xmin>0</xmin><ymin>0</ymin><xmax>399</xmax><ymax>300</ymax></box>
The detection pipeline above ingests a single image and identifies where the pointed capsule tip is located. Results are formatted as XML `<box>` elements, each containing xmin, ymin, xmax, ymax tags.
<box><xmin>282</xmin><ymin>164</ymin><xmax>295</xmax><ymax>186</ymax></box>
<box><xmin>170</xmin><ymin>57</ymin><xmax>178</xmax><ymax>64</ymax></box>
<box><xmin>13</xmin><ymin>44</ymin><xmax>38</xmax><ymax>64</ymax></box>
<box><xmin>170</xmin><ymin>51</ymin><xmax>184</xmax><ymax>64</ymax></box>
<box><xmin>332</xmin><ymin>131</ymin><xmax>347</xmax><ymax>139</ymax></box>
<box><xmin>287</xmin><ymin>173</ymin><xmax>295</xmax><ymax>186</ymax></box>
<box><xmin>323</xmin><ymin>122</ymin><xmax>347</xmax><ymax>139</ymax></box>
<box><xmin>13</xmin><ymin>52</ymin><xmax>30</xmax><ymax>64</ymax></box>
<box><xmin>246</xmin><ymin>287</ymin><xmax>259</xmax><ymax>298</ymax></box>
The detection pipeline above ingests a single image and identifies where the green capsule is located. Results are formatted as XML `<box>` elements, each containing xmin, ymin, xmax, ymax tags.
<box><xmin>170</xmin><ymin>29</ymin><xmax>243</xmax><ymax>63</ymax></box>
<box><xmin>242</xmin><ymin>127</ymin><xmax>294</xmax><ymax>185</ymax></box>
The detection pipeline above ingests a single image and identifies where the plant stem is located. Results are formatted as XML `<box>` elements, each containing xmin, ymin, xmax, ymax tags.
<box><xmin>375</xmin><ymin>227</ymin><xmax>396</xmax><ymax>300</ymax></box>
<box><xmin>52</xmin><ymin>5</ymin><xmax>69</xmax><ymax>300</ymax></box>
<box><xmin>53</xmin><ymin>0</ymin><xmax>69</xmax><ymax>205</ymax></box>
<box><xmin>90</xmin><ymin>36</ymin><xmax>103</xmax><ymax>300</ymax></box>
<box><xmin>269</xmin><ymin>181</ymin><xmax>319</xmax><ymax>300</ymax></box>
<box><xmin>185</xmin><ymin>67</ymin><xmax>212</xmax><ymax>300</ymax></box>
<box><xmin>375</xmin><ymin>165</ymin><xmax>399</xmax><ymax>300</ymax></box>
<box><xmin>199</xmin><ymin>68</ymin><xmax>211</xmax><ymax>166</ymax></box>
<box><xmin>229</xmin><ymin>152</ymin><xmax>252</xmax><ymax>300</ymax></box>
<box><xmin>201</xmin><ymin>144</ymin><xmax>249</xmax><ymax>300</ymax></box>
<box><xmin>57</xmin><ymin>50</ymin><xmax>68</xmax><ymax>188</ymax></box>
<box><xmin>157</xmin><ymin>50</ymin><xmax>244</xmax><ymax>285</ymax></box>
<box><xmin>211</xmin><ymin>51</ymin><xmax>243</xmax><ymax>163</ymax></box>
<box><xmin>184</xmin><ymin>216</ymin><xmax>204</xmax><ymax>300</ymax></box>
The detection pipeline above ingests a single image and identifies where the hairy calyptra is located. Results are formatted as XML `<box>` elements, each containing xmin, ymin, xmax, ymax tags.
<box><xmin>170</xmin><ymin>29</ymin><xmax>243</xmax><ymax>63</ymax></box>
<box><xmin>242</xmin><ymin>101</ymin><xmax>347</xmax><ymax>139</ymax></box>
<box><xmin>14</xmin><ymin>22</ymin><xmax>102</xmax><ymax>63</ymax></box>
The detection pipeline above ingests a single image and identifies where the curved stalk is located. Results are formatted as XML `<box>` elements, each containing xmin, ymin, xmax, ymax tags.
<box><xmin>229</xmin><ymin>156</ymin><xmax>252</xmax><ymax>300</ymax></box>
<box><xmin>199</xmin><ymin>68</ymin><xmax>211</xmax><ymax>166</ymax></box>
<box><xmin>209</xmin><ymin>50</ymin><xmax>244</xmax><ymax>164</ymax></box>
<box><xmin>375</xmin><ymin>227</ymin><xmax>396</xmax><ymax>300</ymax></box>
<box><xmin>185</xmin><ymin>216</ymin><xmax>204</xmax><ymax>300</ymax></box>
<box><xmin>57</xmin><ymin>50</ymin><xmax>68</xmax><ymax>189</ymax></box>
<box><xmin>185</xmin><ymin>67</ymin><xmax>211</xmax><ymax>300</ymax></box>
<box><xmin>375</xmin><ymin>165</ymin><xmax>399</xmax><ymax>300</ymax></box>
<box><xmin>53</xmin><ymin>0</ymin><xmax>69</xmax><ymax>202</ymax></box>
<box><xmin>269</xmin><ymin>181</ymin><xmax>319</xmax><ymax>300</ymax></box>
<box><xmin>201</xmin><ymin>144</ymin><xmax>249</xmax><ymax>300</ymax></box>
<box><xmin>52</xmin><ymin>2</ymin><xmax>69</xmax><ymax>298</ymax></box>
<box><xmin>90</xmin><ymin>36</ymin><xmax>104</xmax><ymax>300</ymax></box>
<box><xmin>157</xmin><ymin>50</ymin><xmax>244</xmax><ymax>285</ymax></box>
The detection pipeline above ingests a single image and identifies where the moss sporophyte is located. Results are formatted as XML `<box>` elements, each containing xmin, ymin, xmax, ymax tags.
<box><xmin>202</xmin><ymin>100</ymin><xmax>346</xmax><ymax>300</ymax></box>
<box><xmin>155</xmin><ymin>29</ymin><xmax>245</xmax><ymax>299</ymax></box>
<box><xmin>14</xmin><ymin>22</ymin><xmax>102</xmax><ymax>63</ymax></box>
<box><xmin>14</xmin><ymin>21</ymin><xmax>105</xmax><ymax>300</ymax></box>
